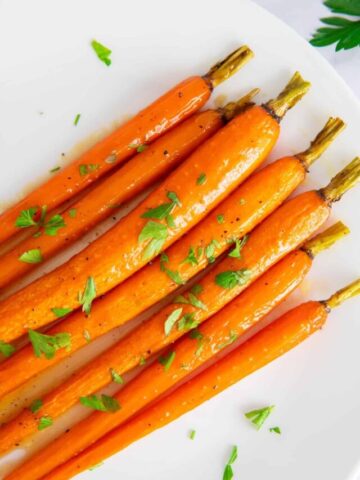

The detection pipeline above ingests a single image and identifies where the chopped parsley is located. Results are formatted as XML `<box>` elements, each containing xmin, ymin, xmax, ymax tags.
<box><xmin>28</xmin><ymin>329</ymin><xmax>71</xmax><ymax>360</ymax></box>
<box><xmin>178</xmin><ymin>312</ymin><xmax>199</xmax><ymax>331</ymax></box>
<box><xmin>79</xmin><ymin>164</ymin><xmax>99</xmax><ymax>176</ymax></box>
<box><xmin>205</xmin><ymin>239</ymin><xmax>220</xmax><ymax>263</ymax></box>
<box><xmin>191</xmin><ymin>284</ymin><xmax>203</xmax><ymax>295</ymax></box>
<box><xmin>91</xmin><ymin>39</ymin><xmax>112</xmax><ymax>66</ymax></box>
<box><xmin>50</xmin><ymin>166</ymin><xmax>61</xmax><ymax>173</ymax></box>
<box><xmin>269</xmin><ymin>426</ymin><xmax>281</xmax><ymax>434</ymax></box>
<box><xmin>15</xmin><ymin>207</ymin><xmax>39</xmax><ymax>228</ymax></box>
<box><xmin>80</xmin><ymin>394</ymin><xmax>120</xmax><ymax>412</ymax></box>
<box><xmin>164</xmin><ymin>308</ymin><xmax>183</xmax><ymax>336</ymax></box>
<box><xmin>142</xmin><ymin>191</ymin><xmax>180</xmax><ymax>221</ymax></box>
<box><xmin>189</xmin><ymin>329</ymin><xmax>205</xmax><ymax>356</ymax></box>
<box><xmin>105</xmin><ymin>153</ymin><xmax>117</xmax><ymax>164</ymax></box>
<box><xmin>139</xmin><ymin>356</ymin><xmax>146</xmax><ymax>366</ymax></box>
<box><xmin>74</xmin><ymin>114</ymin><xmax>81</xmax><ymax>126</ymax></box>
<box><xmin>129</xmin><ymin>143</ymin><xmax>148</xmax><ymax>153</ymax></box>
<box><xmin>228</xmin><ymin>235</ymin><xmax>248</xmax><ymax>259</ymax></box>
<box><xmin>189</xmin><ymin>429</ymin><xmax>196</xmax><ymax>440</ymax></box>
<box><xmin>245</xmin><ymin>405</ymin><xmax>275</xmax><ymax>430</ymax></box>
<box><xmin>51</xmin><ymin>307</ymin><xmax>73</xmax><ymax>318</ymax></box>
<box><xmin>68</xmin><ymin>208</ymin><xmax>77</xmax><ymax>218</ymax></box>
<box><xmin>19</xmin><ymin>248</ymin><xmax>43</xmax><ymax>264</ymax></box>
<box><xmin>216</xmin><ymin>214</ymin><xmax>225</xmax><ymax>224</ymax></box>
<box><xmin>29</xmin><ymin>399</ymin><xmax>43</xmax><ymax>414</ymax></box>
<box><xmin>217</xmin><ymin>330</ymin><xmax>238</xmax><ymax>350</ymax></box>
<box><xmin>159</xmin><ymin>351</ymin><xmax>176</xmax><ymax>371</ymax></box>
<box><xmin>223</xmin><ymin>445</ymin><xmax>238</xmax><ymax>480</ymax></box>
<box><xmin>0</xmin><ymin>340</ymin><xmax>15</xmax><ymax>358</ymax></box>
<box><xmin>38</xmin><ymin>416</ymin><xmax>53</xmax><ymax>430</ymax></box>
<box><xmin>79</xmin><ymin>276</ymin><xmax>96</xmax><ymax>315</ymax></box>
<box><xmin>139</xmin><ymin>220</ymin><xmax>168</xmax><ymax>260</ymax></box>
<box><xmin>160</xmin><ymin>253</ymin><xmax>184</xmax><ymax>285</ymax></box>
<box><xmin>182</xmin><ymin>246</ymin><xmax>199</xmax><ymax>266</ymax></box>
<box><xmin>110</xmin><ymin>368</ymin><xmax>124</xmax><ymax>384</ymax></box>
<box><xmin>44</xmin><ymin>213</ymin><xmax>66</xmax><ymax>236</ymax></box>
<box><xmin>196</xmin><ymin>172</ymin><xmax>206</xmax><ymax>185</ymax></box>
<box><xmin>215</xmin><ymin>269</ymin><xmax>251</xmax><ymax>289</ymax></box>
<box><xmin>174</xmin><ymin>292</ymin><xmax>207</xmax><ymax>311</ymax></box>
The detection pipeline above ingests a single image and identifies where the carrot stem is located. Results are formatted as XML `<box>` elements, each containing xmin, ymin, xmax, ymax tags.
<box><xmin>204</xmin><ymin>46</ymin><xmax>254</xmax><ymax>88</ymax></box>
<box><xmin>320</xmin><ymin>157</ymin><xmax>360</xmax><ymax>203</ymax></box>
<box><xmin>325</xmin><ymin>278</ymin><xmax>360</xmax><ymax>310</ymax></box>
<box><xmin>264</xmin><ymin>71</ymin><xmax>311</xmax><ymax>120</ymax></box>
<box><xmin>221</xmin><ymin>88</ymin><xmax>260</xmax><ymax>122</ymax></box>
<box><xmin>302</xmin><ymin>221</ymin><xmax>350</xmax><ymax>258</ymax></box>
<box><xmin>296</xmin><ymin>117</ymin><xmax>345</xmax><ymax>168</ymax></box>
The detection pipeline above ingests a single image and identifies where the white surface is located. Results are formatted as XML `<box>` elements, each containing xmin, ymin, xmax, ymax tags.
<box><xmin>0</xmin><ymin>0</ymin><xmax>360</xmax><ymax>479</ymax></box>
<box><xmin>256</xmin><ymin>0</ymin><xmax>360</xmax><ymax>98</ymax></box>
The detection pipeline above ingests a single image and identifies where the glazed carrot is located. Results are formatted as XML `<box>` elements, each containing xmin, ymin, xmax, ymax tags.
<box><xmin>0</xmin><ymin>116</ymin><xmax>343</xmax><ymax>398</ymax></box>
<box><xmin>0</xmin><ymin>103</ymin><xmax>232</xmax><ymax>288</ymax></box>
<box><xmin>0</xmin><ymin>221</ymin><xmax>348</xmax><ymax>454</ymax></box>
<box><xmin>0</xmin><ymin>46</ymin><xmax>254</xmax><ymax>246</ymax></box>
<box><xmin>43</xmin><ymin>279</ymin><xmax>360</xmax><ymax>480</ymax></box>
<box><xmin>4</xmin><ymin>244</ymin><xmax>358</xmax><ymax>480</ymax></box>
<box><xmin>0</xmin><ymin>73</ymin><xmax>310</xmax><ymax>344</ymax></box>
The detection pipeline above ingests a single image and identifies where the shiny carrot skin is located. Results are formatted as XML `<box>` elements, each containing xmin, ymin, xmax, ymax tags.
<box><xmin>0</xmin><ymin>155</ymin><xmax>305</xmax><ymax>398</ymax></box>
<box><xmin>43</xmin><ymin>300</ymin><xmax>329</xmax><ymax>480</ymax></box>
<box><xmin>0</xmin><ymin>105</ymin><xmax>279</xmax><ymax>343</ymax></box>
<box><xmin>3</xmin><ymin>251</ymin><xmax>313</xmax><ymax>479</ymax></box>
<box><xmin>0</xmin><ymin>189</ymin><xmax>331</xmax><ymax>454</ymax></box>
<box><xmin>0</xmin><ymin>109</ymin><xmax>223</xmax><ymax>288</ymax></box>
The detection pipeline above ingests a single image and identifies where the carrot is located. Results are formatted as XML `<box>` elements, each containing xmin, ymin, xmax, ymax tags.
<box><xmin>4</xmin><ymin>229</ymin><xmax>358</xmax><ymax>480</ymax></box>
<box><xmin>0</xmin><ymin>221</ymin><xmax>348</xmax><ymax>453</ymax></box>
<box><xmin>42</xmin><ymin>278</ymin><xmax>360</xmax><ymax>480</ymax></box>
<box><xmin>0</xmin><ymin>103</ymin><xmax>234</xmax><ymax>288</ymax></box>
<box><xmin>0</xmin><ymin>73</ymin><xmax>310</xmax><ymax>344</ymax></box>
<box><xmin>0</xmin><ymin>46</ymin><xmax>254</xmax><ymax>247</ymax></box>
<box><xmin>0</xmin><ymin>115</ymin><xmax>342</xmax><ymax>398</ymax></box>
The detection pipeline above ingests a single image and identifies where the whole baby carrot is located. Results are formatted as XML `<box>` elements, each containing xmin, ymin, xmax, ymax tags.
<box><xmin>0</xmin><ymin>73</ymin><xmax>309</xmax><ymax>343</ymax></box>
<box><xmin>0</xmin><ymin>221</ymin><xmax>348</xmax><ymax>454</ymax></box>
<box><xmin>0</xmin><ymin>117</ymin><xmax>343</xmax><ymax>398</ymax></box>
<box><xmin>0</xmin><ymin>46</ymin><xmax>254</xmax><ymax>246</ymax></box>
<box><xmin>41</xmin><ymin>279</ymin><xmax>360</xmax><ymax>480</ymax></box>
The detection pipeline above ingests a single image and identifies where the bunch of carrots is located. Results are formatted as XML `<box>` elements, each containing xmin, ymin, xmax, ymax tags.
<box><xmin>0</xmin><ymin>45</ymin><xmax>359</xmax><ymax>480</ymax></box>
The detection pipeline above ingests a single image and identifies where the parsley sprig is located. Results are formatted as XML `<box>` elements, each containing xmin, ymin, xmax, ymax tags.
<box><xmin>15</xmin><ymin>206</ymin><xmax>66</xmax><ymax>237</ymax></box>
<box><xmin>310</xmin><ymin>0</ymin><xmax>360</xmax><ymax>51</ymax></box>
<box><xmin>28</xmin><ymin>329</ymin><xmax>71</xmax><ymax>359</ymax></box>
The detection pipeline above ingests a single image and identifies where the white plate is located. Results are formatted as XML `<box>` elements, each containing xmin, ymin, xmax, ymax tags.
<box><xmin>0</xmin><ymin>0</ymin><xmax>360</xmax><ymax>479</ymax></box>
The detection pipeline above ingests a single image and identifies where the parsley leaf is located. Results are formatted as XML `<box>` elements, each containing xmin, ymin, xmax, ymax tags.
<box><xmin>15</xmin><ymin>207</ymin><xmax>39</xmax><ymax>228</ymax></box>
<box><xmin>110</xmin><ymin>368</ymin><xmax>124</xmax><ymax>384</ymax></box>
<box><xmin>129</xmin><ymin>143</ymin><xmax>148</xmax><ymax>153</ymax></box>
<box><xmin>205</xmin><ymin>239</ymin><xmax>220</xmax><ymax>263</ymax></box>
<box><xmin>174</xmin><ymin>292</ymin><xmax>207</xmax><ymax>310</ymax></box>
<box><xmin>182</xmin><ymin>246</ymin><xmax>199</xmax><ymax>266</ymax></box>
<box><xmin>191</xmin><ymin>284</ymin><xmax>203</xmax><ymax>295</ymax></box>
<box><xmin>80</xmin><ymin>394</ymin><xmax>120</xmax><ymax>412</ymax></box>
<box><xmin>38</xmin><ymin>416</ymin><xmax>53</xmax><ymax>430</ymax></box>
<box><xmin>79</xmin><ymin>164</ymin><xmax>99</xmax><ymax>176</ymax></box>
<box><xmin>189</xmin><ymin>429</ymin><xmax>196</xmax><ymax>440</ymax></box>
<box><xmin>223</xmin><ymin>445</ymin><xmax>238</xmax><ymax>480</ymax></box>
<box><xmin>51</xmin><ymin>307</ymin><xmax>73</xmax><ymax>318</ymax></box>
<box><xmin>178</xmin><ymin>312</ymin><xmax>199</xmax><ymax>331</ymax></box>
<box><xmin>28</xmin><ymin>329</ymin><xmax>71</xmax><ymax>360</ymax></box>
<box><xmin>44</xmin><ymin>214</ymin><xmax>66</xmax><ymax>236</ymax></box>
<box><xmin>159</xmin><ymin>351</ymin><xmax>176</xmax><ymax>371</ymax></box>
<box><xmin>139</xmin><ymin>356</ymin><xmax>146</xmax><ymax>366</ymax></box>
<box><xmin>189</xmin><ymin>329</ymin><xmax>205</xmax><ymax>356</ymax></box>
<box><xmin>215</xmin><ymin>269</ymin><xmax>251</xmax><ymax>289</ymax></box>
<box><xmin>68</xmin><ymin>208</ymin><xmax>77</xmax><ymax>218</ymax></box>
<box><xmin>141</xmin><ymin>202</ymin><xmax>174</xmax><ymax>220</ymax></box>
<box><xmin>217</xmin><ymin>330</ymin><xmax>238</xmax><ymax>350</ymax></box>
<box><xmin>164</xmin><ymin>308</ymin><xmax>183</xmax><ymax>336</ymax></box>
<box><xmin>269</xmin><ymin>426</ymin><xmax>281</xmax><ymax>434</ymax></box>
<box><xmin>79</xmin><ymin>277</ymin><xmax>96</xmax><ymax>315</ymax></box>
<box><xmin>91</xmin><ymin>39</ymin><xmax>112</xmax><ymax>66</ymax></box>
<box><xmin>74</xmin><ymin>114</ymin><xmax>81</xmax><ymax>126</ymax></box>
<box><xmin>29</xmin><ymin>399</ymin><xmax>43</xmax><ymax>414</ymax></box>
<box><xmin>228</xmin><ymin>235</ymin><xmax>248</xmax><ymax>259</ymax></box>
<box><xmin>50</xmin><ymin>166</ymin><xmax>61</xmax><ymax>173</ymax></box>
<box><xmin>324</xmin><ymin>0</ymin><xmax>360</xmax><ymax>16</ymax></box>
<box><xmin>139</xmin><ymin>221</ymin><xmax>168</xmax><ymax>260</ymax></box>
<box><xmin>19</xmin><ymin>248</ymin><xmax>43</xmax><ymax>264</ymax></box>
<box><xmin>166</xmin><ymin>191</ymin><xmax>181</xmax><ymax>206</ymax></box>
<box><xmin>0</xmin><ymin>340</ymin><xmax>15</xmax><ymax>358</ymax></box>
<box><xmin>245</xmin><ymin>405</ymin><xmax>275</xmax><ymax>430</ymax></box>
<box><xmin>217</xmin><ymin>214</ymin><xmax>225</xmax><ymax>224</ymax></box>
<box><xmin>196</xmin><ymin>172</ymin><xmax>206</xmax><ymax>185</ymax></box>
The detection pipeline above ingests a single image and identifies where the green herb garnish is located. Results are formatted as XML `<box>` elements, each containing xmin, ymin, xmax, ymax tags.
<box><xmin>44</xmin><ymin>213</ymin><xmax>66</xmax><ymax>236</ymax></box>
<box><xmin>245</xmin><ymin>405</ymin><xmax>275</xmax><ymax>430</ymax></box>
<box><xmin>68</xmin><ymin>208</ymin><xmax>77</xmax><ymax>218</ymax></box>
<box><xmin>28</xmin><ymin>329</ymin><xmax>71</xmax><ymax>360</ymax></box>
<box><xmin>228</xmin><ymin>235</ymin><xmax>248</xmax><ymax>259</ymax></box>
<box><xmin>196</xmin><ymin>172</ymin><xmax>206</xmax><ymax>185</ymax></box>
<box><xmin>269</xmin><ymin>426</ymin><xmax>281</xmax><ymax>434</ymax></box>
<box><xmin>178</xmin><ymin>312</ymin><xmax>199</xmax><ymax>331</ymax></box>
<box><xmin>190</xmin><ymin>284</ymin><xmax>203</xmax><ymax>295</ymax></box>
<box><xmin>164</xmin><ymin>308</ymin><xmax>183</xmax><ymax>336</ymax></box>
<box><xmin>189</xmin><ymin>429</ymin><xmax>196</xmax><ymax>440</ymax></box>
<box><xmin>215</xmin><ymin>269</ymin><xmax>251</xmax><ymax>289</ymax></box>
<box><xmin>174</xmin><ymin>291</ymin><xmax>207</xmax><ymax>311</ymax></box>
<box><xmin>182</xmin><ymin>246</ymin><xmax>199</xmax><ymax>266</ymax></box>
<box><xmin>110</xmin><ymin>368</ymin><xmax>124</xmax><ymax>384</ymax></box>
<box><xmin>79</xmin><ymin>164</ymin><xmax>99</xmax><ymax>176</ymax></box>
<box><xmin>160</xmin><ymin>254</ymin><xmax>184</xmax><ymax>285</ymax></box>
<box><xmin>50</xmin><ymin>166</ymin><xmax>61</xmax><ymax>173</ymax></box>
<box><xmin>129</xmin><ymin>143</ymin><xmax>148</xmax><ymax>153</ymax></box>
<box><xmin>79</xmin><ymin>276</ymin><xmax>96</xmax><ymax>315</ymax></box>
<box><xmin>80</xmin><ymin>394</ymin><xmax>120</xmax><ymax>412</ymax></box>
<box><xmin>83</xmin><ymin>329</ymin><xmax>91</xmax><ymax>343</ymax></box>
<box><xmin>223</xmin><ymin>445</ymin><xmax>238</xmax><ymax>480</ymax></box>
<box><xmin>205</xmin><ymin>239</ymin><xmax>220</xmax><ymax>263</ymax></box>
<box><xmin>19</xmin><ymin>248</ymin><xmax>43</xmax><ymax>264</ymax></box>
<box><xmin>15</xmin><ymin>207</ymin><xmax>39</xmax><ymax>228</ymax></box>
<box><xmin>0</xmin><ymin>340</ymin><xmax>15</xmax><ymax>358</ymax></box>
<box><xmin>38</xmin><ymin>416</ymin><xmax>53</xmax><ymax>431</ymax></box>
<box><xmin>216</xmin><ymin>214</ymin><xmax>225</xmax><ymax>224</ymax></box>
<box><xmin>139</xmin><ymin>356</ymin><xmax>146</xmax><ymax>366</ymax></box>
<box><xmin>29</xmin><ymin>399</ymin><xmax>43</xmax><ymax>414</ymax></box>
<box><xmin>217</xmin><ymin>330</ymin><xmax>238</xmax><ymax>350</ymax></box>
<box><xmin>159</xmin><ymin>351</ymin><xmax>176</xmax><ymax>371</ymax></box>
<box><xmin>91</xmin><ymin>39</ymin><xmax>112</xmax><ymax>66</ymax></box>
<box><xmin>51</xmin><ymin>307</ymin><xmax>73</xmax><ymax>318</ymax></box>
<box><xmin>310</xmin><ymin>0</ymin><xmax>360</xmax><ymax>51</ymax></box>
<box><xmin>139</xmin><ymin>220</ymin><xmax>168</xmax><ymax>260</ymax></box>
<box><xmin>189</xmin><ymin>329</ymin><xmax>205</xmax><ymax>356</ymax></box>
<box><xmin>74</xmin><ymin>114</ymin><xmax>81</xmax><ymax>126</ymax></box>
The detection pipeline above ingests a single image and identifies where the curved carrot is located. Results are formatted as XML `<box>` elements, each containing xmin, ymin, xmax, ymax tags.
<box><xmin>0</xmin><ymin>108</ymin><xmax>225</xmax><ymax>288</ymax></box>
<box><xmin>0</xmin><ymin>73</ymin><xmax>311</xmax><ymax>344</ymax></box>
<box><xmin>4</xmin><ymin>232</ymin><xmax>357</xmax><ymax>480</ymax></box>
<box><xmin>0</xmin><ymin>115</ymin><xmax>343</xmax><ymax>398</ymax></box>
<box><xmin>42</xmin><ymin>279</ymin><xmax>360</xmax><ymax>480</ymax></box>
<box><xmin>0</xmin><ymin>221</ymin><xmax>348</xmax><ymax>454</ymax></box>
<box><xmin>0</xmin><ymin>46</ymin><xmax>254</xmax><ymax>246</ymax></box>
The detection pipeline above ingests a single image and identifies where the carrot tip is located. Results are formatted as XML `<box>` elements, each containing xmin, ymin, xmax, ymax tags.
<box><xmin>325</xmin><ymin>278</ymin><xmax>360</xmax><ymax>310</ymax></box>
<box><xmin>320</xmin><ymin>156</ymin><xmax>360</xmax><ymax>203</ymax></box>
<box><xmin>302</xmin><ymin>221</ymin><xmax>350</xmax><ymax>258</ymax></box>
<box><xmin>296</xmin><ymin>117</ymin><xmax>346</xmax><ymax>168</ymax></box>
<box><xmin>204</xmin><ymin>45</ymin><xmax>254</xmax><ymax>88</ymax></box>
<box><xmin>264</xmin><ymin>71</ymin><xmax>311</xmax><ymax>121</ymax></box>
<box><xmin>221</xmin><ymin>88</ymin><xmax>260</xmax><ymax>121</ymax></box>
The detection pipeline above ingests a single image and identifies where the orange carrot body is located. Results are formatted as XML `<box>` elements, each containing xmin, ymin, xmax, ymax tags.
<box><xmin>43</xmin><ymin>301</ymin><xmax>327</xmax><ymax>480</ymax></box>
<box><xmin>0</xmin><ymin>188</ymin><xmax>330</xmax><ymax>454</ymax></box>
<box><xmin>0</xmin><ymin>156</ymin><xmax>305</xmax><ymax>399</ymax></box>
<box><xmin>3</xmin><ymin>253</ymin><xmax>316</xmax><ymax>479</ymax></box>
<box><xmin>0</xmin><ymin>106</ymin><xmax>278</xmax><ymax>343</ymax></box>
<box><xmin>0</xmin><ymin>110</ymin><xmax>223</xmax><ymax>288</ymax></box>
<box><xmin>0</xmin><ymin>76</ymin><xmax>211</xmax><ymax>245</ymax></box>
